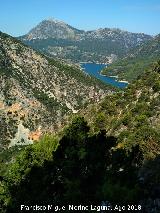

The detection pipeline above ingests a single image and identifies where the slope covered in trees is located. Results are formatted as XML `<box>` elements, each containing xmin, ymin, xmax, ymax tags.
<box><xmin>83</xmin><ymin>61</ymin><xmax>160</xmax><ymax>156</ymax></box>
<box><xmin>0</xmin><ymin>31</ymin><xmax>110</xmax><ymax>151</ymax></box>
<box><xmin>0</xmin><ymin>117</ymin><xmax>145</xmax><ymax>212</ymax></box>
<box><xmin>1</xmin><ymin>62</ymin><xmax>160</xmax><ymax>212</ymax></box>
<box><xmin>102</xmin><ymin>35</ymin><xmax>160</xmax><ymax>81</ymax></box>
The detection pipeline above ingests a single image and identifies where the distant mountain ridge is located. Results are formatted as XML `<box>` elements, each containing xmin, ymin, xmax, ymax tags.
<box><xmin>19</xmin><ymin>18</ymin><xmax>152</xmax><ymax>63</ymax></box>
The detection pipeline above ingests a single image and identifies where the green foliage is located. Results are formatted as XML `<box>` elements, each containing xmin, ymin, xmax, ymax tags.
<box><xmin>33</xmin><ymin>90</ymin><xmax>68</xmax><ymax>113</ymax></box>
<box><xmin>0</xmin><ymin>116</ymin><xmax>147</xmax><ymax>211</ymax></box>
<box><xmin>152</xmin><ymin>80</ymin><xmax>160</xmax><ymax>92</ymax></box>
<box><xmin>122</xmin><ymin>112</ymin><xmax>132</xmax><ymax>126</ymax></box>
<box><xmin>94</xmin><ymin>112</ymin><xmax>106</xmax><ymax>130</ymax></box>
<box><xmin>63</xmin><ymin>116</ymin><xmax>90</xmax><ymax>140</ymax></box>
<box><xmin>5</xmin><ymin>134</ymin><xmax>59</xmax><ymax>185</ymax></box>
<box><xmin>0</xmin><ymin>134</ymin><xmax>59</xmax><ymax>211</ymax></box>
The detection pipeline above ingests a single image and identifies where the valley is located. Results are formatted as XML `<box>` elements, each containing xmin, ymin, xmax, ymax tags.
<box><xmin>0</xmin><ymin>12</ymin><xmax>160</xmax><ymax>213</ymax></box>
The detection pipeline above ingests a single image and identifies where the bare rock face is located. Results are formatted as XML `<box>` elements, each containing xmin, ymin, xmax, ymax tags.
<box><xmin>0</xmin><ymin>31</ymin><xmax>108</xmax><ymax>150</ymax></box>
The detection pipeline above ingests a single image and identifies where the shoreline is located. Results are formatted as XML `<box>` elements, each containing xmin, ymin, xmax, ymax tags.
<box><xmin>79</xmin><ymin>61</ymin><xmax>108</xmax><ymax>65</ymax></box>
<box><xmin>117</xmin><ymin>80</ymin><xmax>129</xmax><ymax>83</ymax></box>
<box><xmin>100</xmin><ymin>72</ymin><xmax>129</xmax><ymax>84</ymax></box>
<box><xmin>109</xmin><ymin>75</ymin><xmax>118</xmax><ymax>78</ymax></box>
<box><xmin>79</xmin><ymin>62</ymin><xmax>129</xmax><ymax>86</ymax></box>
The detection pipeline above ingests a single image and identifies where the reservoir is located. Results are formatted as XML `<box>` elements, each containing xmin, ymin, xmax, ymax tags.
<box><xmin>81</xmin><ymin>63</ymin><xmax>128</xmax><ymax>88</ymax></box>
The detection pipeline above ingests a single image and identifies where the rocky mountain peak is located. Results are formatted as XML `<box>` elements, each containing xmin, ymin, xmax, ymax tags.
<box><xmin>24</xmin><ymin>18</ymin><xmax>83</xmax><ymax>40</ymax></box>
<box><xmin>47</xmin><ymin>18</ymin><xmax>66</xmax><ymax>24</ymax></box>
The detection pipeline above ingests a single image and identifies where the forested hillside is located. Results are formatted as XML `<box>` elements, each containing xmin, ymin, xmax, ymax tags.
<box><xmin>102</xmin><ymin>34</ymin><xmax>160</xmax><ymax>81</ymax></box>
<box><xmin>1</xmin><ymin>62</ymin><xmax>160</xmax><ymax>212</ymax></box>
<box><xmin>0</xmin><ymin>31</ymin><xmax>111</xmax><ymax>174</ymax></box>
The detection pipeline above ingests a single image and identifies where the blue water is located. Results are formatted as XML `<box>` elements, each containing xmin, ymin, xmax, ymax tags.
<box><xmin>81</xmin><ymin>63</ymin><xmax>128</xmax><ymax>88</ymax></box>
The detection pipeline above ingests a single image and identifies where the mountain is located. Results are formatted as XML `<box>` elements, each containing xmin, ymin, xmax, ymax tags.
<box><xmin>0</xmin><ymin>31</ymin><xmax>110</xmax><ymax>154</ymax></box>
<box><xmin>102</xmin><ymin>34</ymin><xmax>160</xmax><ymax>81</ymax></box>
<box><xmin>21</xmin><ymin>19</ymin><xmax>84</xmax><ymax>40</ymax></box>
<box><xmin>19</xmin><ymin>19</ymin><xmax>152</xmax><ymax>63</ymax></box>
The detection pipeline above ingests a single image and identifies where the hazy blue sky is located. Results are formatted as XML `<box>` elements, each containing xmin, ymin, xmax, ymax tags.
<box><xmin>0</xmin><ymin>0</ymin><xmax>160</xmax><ymax>36</ymax></box>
